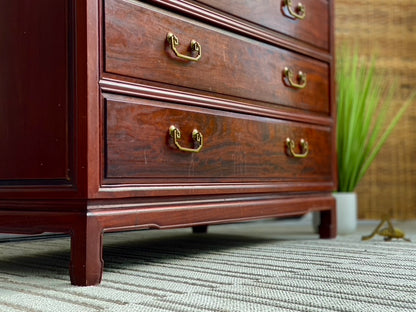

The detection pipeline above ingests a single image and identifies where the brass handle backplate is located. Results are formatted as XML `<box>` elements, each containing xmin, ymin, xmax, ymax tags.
<box><xmin>283</xmin><ymin>67</ymin><xmax>307</xmax><ymax>89</ymax></box>
<box><xmin>283</xmin><ymin>0</ymin><xmax>306</xmax><ymax>20</ymax></box>
<box><xmin>166</xmin><ymin>32</ymin><xmax>202</xmax><ymax>62</ymax></box>
<box><xmin>169</xmin><ymin>125</ymin><xmax>203</xmax><ymax>153</ymax></box>
<box><xmin>286</xmin><ymin>138</ymin><xmax>309</xmax><ymax>158</ymax></box>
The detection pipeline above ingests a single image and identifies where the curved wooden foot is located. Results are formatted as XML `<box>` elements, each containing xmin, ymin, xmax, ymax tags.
<box><xmin>69</xmin><ymin>216</ymin><xmax>103</xmax><ymax>286</ymax></box>
<box><xmin>192</xmin><ymin>225</ymin><xmax>208</xmax><ymax>234</ymax></box>
<box><xmin>318</xmin><ymin>208</ymin><xmax>337</xmax><ymax>239</ymax></box>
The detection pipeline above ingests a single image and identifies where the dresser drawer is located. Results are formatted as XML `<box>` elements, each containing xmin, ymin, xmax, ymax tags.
<box><xmin>195</xmin><ymin>0</ymin><xmax>329</xmax><ymax>50</ymax></box>
<box><xmin>104</xmin><ymin>94</ymin><xmax>333</xmax><ymax>182</ymax></box>
<box><xmin>103</xmin><ymin>0</ymin><xmax>329</xmax><ymax>114</ymax></box>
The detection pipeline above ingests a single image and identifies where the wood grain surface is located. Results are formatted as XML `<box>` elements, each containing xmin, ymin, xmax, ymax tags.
<box><xmin>0</xmin><ymin>0</ymin><xmax>336</xmax><ymax>286</ymax></box>
<box><xmin>104</xmin><ymin>0</ymin><xmax>330</xmax><ymax>114</ymax></box>
<box><xmin>0</xmin><ymin>0</ymin><xmax>71</xmax><ymax>181</ymax></box>
<box><xmin>195</xmin><ymin>0</ymin><xmax>329</xmax><ymax>50</ymax></box>
<box><xmin>104</xmin><ymin>94</ymin><xmax>332</xmax><ymax>181</ymax></box>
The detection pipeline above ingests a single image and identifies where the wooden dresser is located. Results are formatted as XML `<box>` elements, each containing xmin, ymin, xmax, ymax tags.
<box><xmin>0</xmin><ymin>0</ymin><xmax>336</xmax><ymax>285</ymax></box>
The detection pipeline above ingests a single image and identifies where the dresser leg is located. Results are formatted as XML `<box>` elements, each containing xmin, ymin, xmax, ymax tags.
<box><xmin>192</xmin><ymin>225</ymin><xmax>208</xmax><ymax>234</ymax></box>
<box><xmin>319</xmin><ymin>208</ymin><xmax>337</xmax><ymax>239</ymax></box>
<box><xmin>69</xmin><ymin>216</ymin><xmax>104</xmax><ymax>286</ymax></box>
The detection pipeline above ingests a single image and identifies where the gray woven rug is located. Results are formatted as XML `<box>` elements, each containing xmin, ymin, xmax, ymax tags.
<box><xmin>0</xmin><ymin>219</ymin><xmax>415</xmax><ymax>312</ymax></box>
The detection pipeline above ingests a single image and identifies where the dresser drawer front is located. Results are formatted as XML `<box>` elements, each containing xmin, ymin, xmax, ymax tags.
<box><xmin>195</xmin><ymin>0</ymin><xmax>329</xmax><ymax>50</ymax></box>
<box><xmin>103</xmin><ymin>0</ymin><xmax>329</xmax><ymax>114</ymax></box>
<box><xmin>104</xmin><ymin>95</ymin><xmax>333</xmax><ymax>182</ymax></box>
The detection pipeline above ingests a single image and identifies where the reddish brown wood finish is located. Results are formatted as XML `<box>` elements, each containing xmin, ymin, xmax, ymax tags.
<box><xmin>70</xmin><ymin>215</ymin><xmax>104</xmax><ymax>286</ymax></box>
<box><xmin>0</xmin><ymin>0</ymin><xmax>336</xmax><ymax>286</ymax></box>
<box><xmin>104</xmin><ymin>0</ymin><xmax>330</xmax><ymax>114</ymax></box>
<box><xmin>0</xmin><ymin>0</ymin><xmax>71</xmax><ymax>182</ymax></box>
<box><xmin>195</xmin><ymin>0</ymin><xmax>329</xmax><ymax>50</ymax></box>
<box><xmin>0</xmin><ymin>194</ymin><xmax>336</xmax><ymax>285</ymax></box>
<box><xmin>104</xmin><ymin>95</ymin><xmax>332</xmax><ymax>181</ymax></box>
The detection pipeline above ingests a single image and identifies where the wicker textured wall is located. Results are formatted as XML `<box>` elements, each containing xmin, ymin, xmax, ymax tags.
<box><xmin>335</xmin><ymin>0</ymin><xmax>416</xmax><ymax>219</ymax></box>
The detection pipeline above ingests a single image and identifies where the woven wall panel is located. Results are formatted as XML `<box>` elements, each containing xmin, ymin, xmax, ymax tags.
<box><xmin>335</xmin><ymin>0</ymin><xmax>416</xmax><ymax>219</ymax></box>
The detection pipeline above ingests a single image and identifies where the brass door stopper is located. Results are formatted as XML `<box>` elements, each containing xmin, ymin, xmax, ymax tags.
<box><xmin>362</xmin><ymin>218</ymin><xmax>411</xmax><ymax>242</ymax></box>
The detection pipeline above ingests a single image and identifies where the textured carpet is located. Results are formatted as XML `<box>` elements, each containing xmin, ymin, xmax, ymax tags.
<box><xmin>0</xmin><ymin>218</ymin><xmax>415</xmax><ymax>312</ymax></box>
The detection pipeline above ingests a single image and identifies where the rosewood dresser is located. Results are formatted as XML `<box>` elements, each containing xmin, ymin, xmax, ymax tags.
<box><xmin>0</xmin><ymin>0</ymin><xmax>336</xmax><ymax>286</ymax></box>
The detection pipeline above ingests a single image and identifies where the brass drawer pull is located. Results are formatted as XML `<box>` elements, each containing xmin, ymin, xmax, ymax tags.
<box><xmin>283</xmin><ymin>67</ymin><xmax>307</xmax><ymax>89</ymax></box>
<box><xmin>166</xmin><ymin>32</ymin><xmax>202</xmax><ymax>62</ymax></box>
<box><xmin>169</xmin><ymin>125</ymin><xmax>203</xmax><ymax>153</ymax></box>
<box><xmin>286</xmin><ymin>138</ymin><xmax>309</xmax><ymax>158</ymax></box>
<box><xmin>283</xmin><ymin>0</ymin><xmax>306</xmax><ymax>20</ymax></box>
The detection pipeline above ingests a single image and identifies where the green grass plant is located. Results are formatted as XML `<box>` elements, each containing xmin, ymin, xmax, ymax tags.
<box><xmin>336</xmin><ymin>47</ymin><xmax>415</xmax><ymax>192</ymax></box>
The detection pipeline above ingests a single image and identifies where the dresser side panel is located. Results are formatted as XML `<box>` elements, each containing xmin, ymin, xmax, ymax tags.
<box><xmin>0</xmin><ymin>0</ymin><xmax>72</xmax><ymax>183</ymax></box>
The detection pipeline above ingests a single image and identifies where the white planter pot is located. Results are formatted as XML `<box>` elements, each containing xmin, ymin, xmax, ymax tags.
<box><xmin>334</xmin><ymin>192</ymin><xmax>357</xmax><ymax>235</ymax></box>
<box><xmin>313</xmin><ymin>192</ymin><xmax>357</xmax><ymax>235</ymax></box>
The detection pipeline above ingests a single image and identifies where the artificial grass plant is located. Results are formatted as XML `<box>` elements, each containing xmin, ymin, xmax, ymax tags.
<box><xmin>336</xmin><ymin>47</ymin><xmax>415</xmax><ymax>192</ymax></box>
